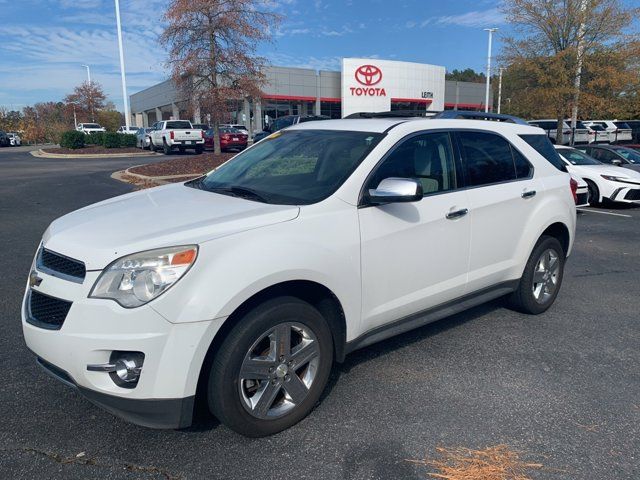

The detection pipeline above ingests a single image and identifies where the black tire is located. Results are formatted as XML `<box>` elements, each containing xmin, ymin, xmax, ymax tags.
<box><xmin>208</xmin><ymin>296</ymin><xmax>333</xmax><ymax>437</ymax></box>
<box><xmin>509</xmin><ymin>236</ymin><xmax>565</xmax><ymax>315</ymax></box>
<box><xmin>195</xmin><ymin>146</ymin><xmax>203</xmax><ymax>154</ymax></box>
<box><xmin>162</xmin><ymin>139</ymin><xmax>172</xmax><ymax>155</ymax></box>
<box><xmin>149</xmin><ymin>138</ymin><xmax>155</xmax><ymax>151</ymax></box>
<box><xmin>585</xmin><ymin>179</ymin><xmax>600</xmax><ymax>206</ymax></box>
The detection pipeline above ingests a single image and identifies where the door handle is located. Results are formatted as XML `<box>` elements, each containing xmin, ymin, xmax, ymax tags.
<box><xmin>521</xmin><ymin>190</ymin><xmax>537</xmax><ymax>199</ymax></box>
<box><xmin>446</xmin><ymin>208</ymin><xmax>469</xmax><ymax>220</ymax></box>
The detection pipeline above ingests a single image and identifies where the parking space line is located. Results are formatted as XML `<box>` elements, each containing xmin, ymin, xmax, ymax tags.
<box><xmin>577</xmin><ymin>208</ymin><xmax>632</xmax><ymax>218</ymax></box>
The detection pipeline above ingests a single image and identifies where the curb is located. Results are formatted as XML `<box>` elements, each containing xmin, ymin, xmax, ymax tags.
<box><xmin>31</xmin><ymin>149</ymin><xmax>161</xmax><ymax>159</ymax></box>
<box><xmin>111</xmin><ymin>166</ymin><xmax>201</xmax><ymax>187</ymax></box>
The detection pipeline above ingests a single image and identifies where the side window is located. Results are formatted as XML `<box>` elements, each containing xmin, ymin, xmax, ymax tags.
<box><xmin>369</xmin><ymin>132</ymin><xmax>458</xmax><ymax>195</ymax></box>
<box><xmin>519</xmin><ymin>134</ymin><xmax>567</xmax><ymax>172</ymax></box>
<box><xmin>458</xmin><ymin>131</ymin><xmax>517</xmax><ymax>186</ymax></box>
<box><xmin>512</xmin><ymin>147</ymin><xmax>533</xmax><ymax>178</ymax></box>
<box><xmin>597</xmin><ymin>150</ymin><xmax>617</xmax><ymax>164</ymax></box>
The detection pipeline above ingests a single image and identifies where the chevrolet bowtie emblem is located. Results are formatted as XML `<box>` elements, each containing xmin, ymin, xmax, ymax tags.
<box><xmin>29</xmin><ymin>271</ymin><xmax>42</xmax><ymax>288</ymax></box>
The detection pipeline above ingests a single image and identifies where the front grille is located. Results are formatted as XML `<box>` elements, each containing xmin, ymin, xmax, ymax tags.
<box><xmin>624</xmin><ymin>189</ymin><xmax>640</xmax><ymax>200</ymax></box>
<box><xmin>26</xmin><ymin>290</ymin><xmax>72</xmax><ymax>330</ymax></box>
<box><xmin>39</xmin><ymin>248</ymin><xmax>86</xmax><ymax>281</ymax></box>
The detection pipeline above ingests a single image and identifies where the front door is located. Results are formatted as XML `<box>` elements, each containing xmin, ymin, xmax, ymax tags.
<box><xmin>358</xmin><ymin>131</ymin><xmax>471</xmax><ymax>332</ymax></box>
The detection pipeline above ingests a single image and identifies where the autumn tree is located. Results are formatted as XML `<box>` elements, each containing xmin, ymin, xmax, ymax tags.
<box><xmin>501</xmin><ymin>0</ymin><xmax>639</xmax><ymax>131</ymax></box>
<box><xmin>161</xmin><ymin>0</ymin><xmax>281</xmax><ymax>154</ymax></box>
<box><xmin>64</xmin><ymin>81</ymin><xmax>107</xmax><ymax>123</ymax></box>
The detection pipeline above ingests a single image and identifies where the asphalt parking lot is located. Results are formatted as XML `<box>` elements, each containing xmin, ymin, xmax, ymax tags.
<box><xmin>1</xmin><ymin>148</ymin><xmax>639</xmax><ymax>480</ymax></box>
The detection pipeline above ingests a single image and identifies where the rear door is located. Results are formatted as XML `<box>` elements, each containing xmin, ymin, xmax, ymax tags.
<box><xmin>359</xmin><ymin>131</ymin><xmax>471</xmax><ymax>331</ymax></box>
<box><xmin>455</xmin><ymin>130</ymin><xmax>539</xmax><ymax>292</ymax></box>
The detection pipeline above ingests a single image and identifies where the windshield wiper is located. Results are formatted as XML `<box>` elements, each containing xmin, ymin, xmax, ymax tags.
<box><xmin>208</xmin><ymin>186</ymin><xmax>270</xmax><ymax>203</ymax></box>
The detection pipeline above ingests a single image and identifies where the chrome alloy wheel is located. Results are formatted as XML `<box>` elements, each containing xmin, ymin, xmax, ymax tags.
<box><xmin>532</xmin><ymin>248</ymin><xmax>560</xmax><ymax>304</ymax></box>
<box><xmin>239</xmin><ymin>322</ymin><xmax>320</xmax><ymax>419</ymax></box>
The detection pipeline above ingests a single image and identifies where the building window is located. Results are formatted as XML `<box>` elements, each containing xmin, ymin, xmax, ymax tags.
<box><xmin>320</xmin><ymin>101</ymin><xmax>341</xmax><ymax>119</ymax></box>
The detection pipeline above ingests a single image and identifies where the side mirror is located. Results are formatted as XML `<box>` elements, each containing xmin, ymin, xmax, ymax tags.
<box><xmin>611</xmin><ymin>159</ymin><xmax>623</xmax><ymax>166</ymax></box>
<box><xmin>366</xmin><ymin>178</ymin><xmax>423</xmax><ymax>205</ymax></box>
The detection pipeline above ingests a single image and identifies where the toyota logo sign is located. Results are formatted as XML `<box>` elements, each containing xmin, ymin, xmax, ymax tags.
<box><xmin>355</xmin><ymin>65</ymin><xmax>382</xmax><ymax>86</ymax></box>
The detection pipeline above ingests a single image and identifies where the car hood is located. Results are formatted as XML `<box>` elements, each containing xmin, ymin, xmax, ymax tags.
<box><xmin>43</xmin><ymin>182</ymin><xmax>300</xmax><ymax>270</ymax></box>
<box><xmin>569</xmin><ymin>164</ymin><xmax>640</xmax><ymax>180</ymax></box>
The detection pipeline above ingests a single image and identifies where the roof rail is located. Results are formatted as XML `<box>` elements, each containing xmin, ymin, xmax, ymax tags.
<box><xmin>433</xmin><ymin>110</ymin><xmax>528</xmax><ymax>125</ymax></box>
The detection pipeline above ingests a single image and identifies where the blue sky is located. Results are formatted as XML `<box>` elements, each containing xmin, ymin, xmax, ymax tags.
<box><xmin>0</xmin><ymin>0</ymin><xmax>510</xmax><ymax>110</ymax></box>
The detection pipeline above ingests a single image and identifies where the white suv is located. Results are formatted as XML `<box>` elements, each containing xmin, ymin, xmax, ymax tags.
<box><xmin>22</xmin><ymin>117</ymin><xmax>576</xmax><ymax>436</ymax></box>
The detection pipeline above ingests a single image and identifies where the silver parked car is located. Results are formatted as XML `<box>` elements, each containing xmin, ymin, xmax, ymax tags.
<box><xmin>136</xmin><ymin>127</ymin><xmax>154</xmax><ymax>149</ymax></box>
<box><xmin>7</xmin><ymin>132</ymin><xmax>21</xmax><ymax>146</ymax></box>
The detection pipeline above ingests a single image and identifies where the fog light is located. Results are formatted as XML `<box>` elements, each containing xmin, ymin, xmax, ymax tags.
<box><xmin>114</xmin><ymin>358</ymin><xmax>142</xmax><ymax>383</ymax></box>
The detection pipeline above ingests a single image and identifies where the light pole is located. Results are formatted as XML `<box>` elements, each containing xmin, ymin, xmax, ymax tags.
<box><xmin>497</xmin><ymin>67</ymin><xmax>504</xmax><ymax>114</ymax></box>
<box><xmin>114</xmin><ymin>0</ymin><xmax>130</xmax><ymax>129</ymax></box>
<box><xmin>82</xmin><ymin>64</ymin><xmax>91</xmax><ymax>84</ymax></box>
<box><xmin>484</xmin><ymin>28</ymin><xmax>498</xmax><ymax>113</ymax></box>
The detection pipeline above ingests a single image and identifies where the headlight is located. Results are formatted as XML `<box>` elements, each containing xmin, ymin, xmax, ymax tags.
<box><xmin>90</xmin><ymin>245</ymin><xmax>198</xmax><ymax>308</ymax></box>
<box><xmin>600</xmin><ymin>175</ymin><xmax>634</xmax><ymax>183</ymax></box>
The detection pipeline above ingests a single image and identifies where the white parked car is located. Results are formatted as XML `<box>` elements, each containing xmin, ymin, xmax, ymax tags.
<box><xmin>555</xmin><ymin>145</ymin><xmax>640</xmax><ymax>205</ymax></box>
<box><xmin>149</xmin><ymin>120</ymin><xmax>204</xmax><ymax>154</ymax></box>
<box><xmin>583</xmin><ymin>120</ymin><xmax>632</xmax><ymax>144</ymax></box>
<box><xmin>76</xmin><ymin>123</ymin><xmax>106</xmax><ymax>135</ymax></box>
<box><xmin>117</xmin><ymin>126</ymin><xmax>140</xmax><ymax>134</ymax></box>
<box><xmin>7</xmin><ymin>132</ymin><xmax>21</xmax><ymax>146</ymax></box>
<box><xmin>527</xmin><ymin>119</ymin><xmax>589</xmax><ymax>145</ymax></box>
<box><xmin>23</xmin><ymin>117</ymin><xmax>576</xmax><ymax>436</ymax></box>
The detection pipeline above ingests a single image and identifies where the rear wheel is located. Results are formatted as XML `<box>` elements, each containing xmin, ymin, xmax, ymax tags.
<box><xmin>208</xmin><ymin>297</ymin><xmax>333</xmax><ymax>437</ymax></box>
<box><xmin>585</xmin><ymin>180</ymin><xmax>600</xmax><ymax>206</ymax></box>
<box><xmin>162</xmin><ymin>140</ymin><xmax>172</xmax><ymax>155</ymax></box>
<box><xmin>509</xmin><ymin>236</ymin><xmax>565</xmax><ymax>314</ymax></box>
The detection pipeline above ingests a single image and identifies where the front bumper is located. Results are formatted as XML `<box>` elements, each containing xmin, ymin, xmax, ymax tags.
<box><xmin>22</xmin><ymin>266</ymin><xmax>223</xmax><ymax>428</ymax></box>
<box><xmin>36</xmin><ymin>357</ymin><xmax>195</xmax><ymax>428</ymax></box>
<box><xmin>609</xmin><ymin>186</ymin><xmax>640</xmax><ymax>203</ymax></box>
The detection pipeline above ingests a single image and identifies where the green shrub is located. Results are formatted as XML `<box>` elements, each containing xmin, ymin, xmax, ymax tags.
<box><xmin>121</xmin><ymin>133</ymin><xmax>137</xmax><ymax>148</ymax></box>
<box><xmin>87</xmin><ymin>131</ymin><xmax>105</xmax><ymax>146</ymax></box>
<box><xmin>103</xmin><ymin>132</ymin><xmax>121</xmax><ymax>148</ymax></box>
<box><xmin>59</xmin><ymin>130</ymin><xmax>86</xmax><ymax>150</ymax></box>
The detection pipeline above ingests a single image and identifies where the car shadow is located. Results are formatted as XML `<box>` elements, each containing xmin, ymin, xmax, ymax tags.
<box><xmin>321</xmin><ymin>297</ymin><xmax>508</xmax><ymax>400</ymax></box>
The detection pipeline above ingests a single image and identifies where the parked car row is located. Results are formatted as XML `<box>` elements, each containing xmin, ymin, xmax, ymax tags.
<box><xmin>554</xmin><ymin>144</ymin><xmax>640</xmax><ymax>206</ymax></box>
<box><xmin>528</xmin><ymin>119</ymin><xmax>635</xmax><ymax>145</ymax></box>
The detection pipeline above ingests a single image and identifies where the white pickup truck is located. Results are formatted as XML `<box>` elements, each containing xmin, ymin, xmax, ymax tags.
<box><xmin>149</xmin><ymin>120</ymin><xmax>204</xmax><ymax>154</ymax></box>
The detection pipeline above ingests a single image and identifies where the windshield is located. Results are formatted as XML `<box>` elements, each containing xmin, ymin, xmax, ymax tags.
<box><xmin>556</xmin><ymin>148</ymin><xmax>601</xmax><ymax>166</ymax></box>
<box><xmin>82</xmin><ymin>124</ymin><xmax>101</xmax><ymax>129</ymax></box>
<box><xmin>611</xmin><ymin>147</ymin><xmax>640</xmax><ymax>163</ymax></box>
<box><xmin>614</xmin><ymin>122</ymin><xmax>630</xmax><ymax>129</ymax></box>
<box><xmin>166</xmin><ymin>121</ymin><xmax>192</xmax><ymax>129</ymax></box>
<box><xmin>574</xmin><ymin>121</ymin><xmax>587</xmax><ymax>129</ymax></box>
<box><xmin>191</xmin><ymin>130</ymin><xmax>383</xmax><ymax>205</ymax></box>
<box><xmin>589</xmin><ymin>124</ymin><xmax>605</xmax><ymax>131</ymax></box>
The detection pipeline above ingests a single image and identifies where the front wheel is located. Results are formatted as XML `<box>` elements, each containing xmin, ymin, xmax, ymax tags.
<box><xmin>208</xmin><ymin>297</ymin><xmax>333</xmax><ymax>437</ymax></box>
<box><xmin>585</xmin><ymin>180</ymin><xmax>600</xmax><ymax>206</ymax></box>
<box><xmin>509</xmin><ymin>236</ymin><xmax>565</xmax><ymax>314</ymax></box>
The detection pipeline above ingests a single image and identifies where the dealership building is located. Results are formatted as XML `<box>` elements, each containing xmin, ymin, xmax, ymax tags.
<box><xmin>130</xmin><ymin>58</ymin><xmax>491</xmax><ymax>132</ymax></box>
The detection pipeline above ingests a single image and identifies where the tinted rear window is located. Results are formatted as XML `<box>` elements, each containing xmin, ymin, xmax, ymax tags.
<box><xmin>519</xmin><ymin>134</ymin><xmax>567</xmax><ymax>172</ymax></box>
<box><xmin>166</xmin><ymin>121</ymin><xmax>192</xmax><ymax>129</ymax></box>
